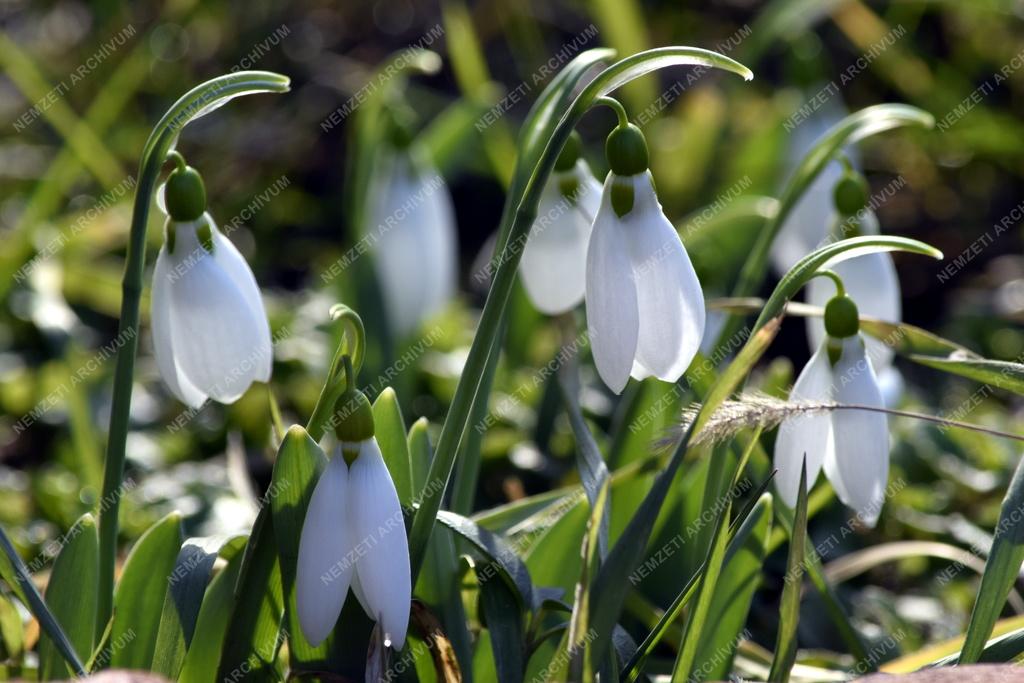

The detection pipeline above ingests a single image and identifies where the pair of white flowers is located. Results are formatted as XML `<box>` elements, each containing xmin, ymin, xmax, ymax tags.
<box><xmin>519</xmin><ymin>126</ymin><xmax>706</xmax><ymax>394</ymax></box>
<box><xmin>774</xmin><ymin>165</ymin><xmax>895</xmax><ymax>526</ymax></box>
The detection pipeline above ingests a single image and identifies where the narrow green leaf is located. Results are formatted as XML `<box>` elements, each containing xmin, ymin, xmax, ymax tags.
<box><xmin>588</xmin><ymin>318</ymin><xmax>782</xmax><ymax>671</ymax></box>
<box><xmin>0</xmin><ymin>592</ymin><xmax>24</xmax><ymax>661</ymax></box>
<box><xmin>693</xmin><ymin>492</ymin><xmax>773</xmax><ymax>680</ymax></box>
<box><xmin>373</xmin><ymin>387</ymin><xmax>414</xmax><ymax>506</ymax></box>
<box><xmin>216</xmin><ymin>507</ymin><xmax>285</xmax><ymax>682</ymax></box>
<box><xmin>0</xmin><ymin>524</ymin><xmax>85</xmax><ymax>676</ymax></box>
<box><xmin>151</xmin><ymin>535</ymin><xmax>246</xmax><ymax>679</ymax></box>
<box><xmin>670</xmin><ymin>493</ymin><xmax>733</xmax><ymax>681</ymax></box>
<box><xmin>769</xmin><ymin>462</ymin><xmax>808</xmax><ymax>683</ymax></box>
<box><xmin>408</xmin><ymin>417</ymin><xmax>433</xmax><ymax>492</ymax></box>
<box><xmin>412</xmin><ymin>422</ymin><xmax>473</xmax><ymax>679</ymax></box>
<box><xmin>108</xmin><ymin>511</ymin><xmax>184</xmax><ymax>670</ymax></box>
<box><xmin>477</xmin><ymin>564</ymin><xmax>525</xmax><ymax>683</ymax></box>
<box><xmin>960</xmin><ymin>452</ymin><xmax>1024</xmax><ymax>663</ymax></box>
<box><xmin>568</xmin><ymin>480</ymin><xmax>611</xmax><ymax>681</ymax></box>
<box><xmin>178</xmin><ymin>539</ymin><xmax>249</xmax><ymax>683</ymax></box>
<box><xmin>39</xmin><ymin>513</ymin><xmax>98</xmax><ymax>680</ymax></box>
<box><xmin>559</xmin><ymin>362</ymin><xmax>611</xmax><ymax>557</ymax></box>
<box><xmin>911</xmin><ymin>356</ymin><xmax>1024</xmax><ymax>397</ymax></box>
<box><xmin>435</xmin><ymin>511</ymin><xmax>535</xmax><ymax>610</ymax></box>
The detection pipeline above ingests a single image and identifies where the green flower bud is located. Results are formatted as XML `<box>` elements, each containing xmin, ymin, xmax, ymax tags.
<box><xmin>824</xmin><ymin>294</ymin><xmax>860</xmax><ymax>339</ymax></box>
<box><xmin>833</xmin><ymin>171</ymin><xmax>869</xmax><ymax>217</ymax></box>
<box><xmin>333</xmin><ymin>388</ymin><xmax>375</xmax><ymax>461</ymax></box>
<box><xmin>555</xmin><ymin>131</ymin><xmax>583</xmax><ymax>172</ymax></box>
<box><xmin>605</xmin><ymin>123</ymin><xmax>649</xmax><ymax>176</ymax></box>
<box><xmin>164</xmin><ymin>165</ymin><xmax>207</xmax><ymax>222</ymax></box>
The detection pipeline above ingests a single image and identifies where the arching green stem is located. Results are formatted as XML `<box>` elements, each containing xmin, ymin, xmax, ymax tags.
<box><xmin>406</xmin><ymin>46</ymin><xmax>753</xmax><ymax>581</ymax></box>
<box><xmin>594</xmin><ymin>96</ymin><xmax>630</xmax><ymax>128</ymax></box>
<box><xmin>807</xmin><ymin>269</ymin><xmax>845</xmax><ymax>297</ymax></box>
<box><xmin>95</xmin><ymin>71</ymin><xmax>289</xmax><ymax>635</ymax></box>
<box><xmin>306</xmin><ymin>305</ymin><xmax>365</xmax><ymax>441</ymax></box>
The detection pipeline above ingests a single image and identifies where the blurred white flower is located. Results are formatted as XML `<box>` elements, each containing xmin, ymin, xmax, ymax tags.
<box><xmin>519</xmin><ymin>159</ymin><xmax>602</xmax><ymax>314</ymax></box>
<box><xmin>151</xmin><ymin>213</ymin><xmax>272</xmax><ymax>408</ymax></box>
<box><xmin>775</xmin><ymin>333</ymin><xmax>890</xmax><ymax>527</ymax></box>
<box><xmin>805</xmin><ymin>209</ymin><xmax>902</xmax><ymax>370</ymax></box>
<box><xmin>770</xmin><ymin>97</ymin><xmax>854</xmax><ymax>275</ymax></box>
<box><xmin>369</xmin><ymin>150</ymin><xmax>457</xmax><ymax>338</ymax></box>
<box><xmin>586</xmin><ymin>170</ymin><xmax>705</xmax><ymax>394</ymax></box>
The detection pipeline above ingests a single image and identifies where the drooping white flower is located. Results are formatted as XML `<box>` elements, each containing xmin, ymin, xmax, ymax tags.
<box><xmin>585</xmin><ymin>123</ymin><xmax>705</xmax><ymax>394</ymax></box>
<box><xmin>775</xmin><ymin>295</ymin><xmax>890</xmax><ymax>527</ymax></box>
<box><xmin>770</xmin><ymin>97</ymin><xmax>854</xmax><ymax>275</ymax></box>
<box><xmin>151</xmin><ymin>162</ymin><xmax>272</xmax><ymax>408</ymax></box>
<box><xmin>805</xmin><ymin>209</ymin><xmax>901</xmax><ymax>370</ymax></box>
<box><xmin>519</xmin><ymin>158</ymin><xmax>602</xmax><ymax>315</ymax></box>
<box><xmin>296</xmin><ymin>389</ymin><xmax>411</xmax><ymax>649</ymax></box>
<box><xmin>369</xmin><ymin>150</ymin><xmax>457</xmax><ymax>338</ymax></box>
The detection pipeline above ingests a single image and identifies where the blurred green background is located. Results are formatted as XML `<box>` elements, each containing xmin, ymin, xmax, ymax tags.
<box><xmin>1</xmin><ymin>0</ymin><xmax>1023</xmax><ymax>666</ymax></box>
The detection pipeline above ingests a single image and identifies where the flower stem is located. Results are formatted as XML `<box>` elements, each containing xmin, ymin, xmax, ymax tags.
<box><xmin>94</xmin><ymin>72</ymin><xmax>289</xmax><ymax>635</ymax></box>
<box><xmin>594</xmin><ymin>96</ymin><xmax>629</xmax><ymax>128</ymax></box>
<box><xmin>808</xmin><ymin>269</ymin><xmax>845</xmax><ymax>297</ymax></box>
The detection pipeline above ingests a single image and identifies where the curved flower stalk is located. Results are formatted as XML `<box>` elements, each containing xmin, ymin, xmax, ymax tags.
<box><xmin>770</xmin><ymin>95</ymin><xmax>852</xmax><ymax>275</ymax></box>
<box><xmin>586</xmin><ymin>114</ymin><xmax>705</xmax><ymax>393</ymax></box>
<box><xmin>95</xmin><ymin>71</ymin><xmax>289</xmax><ymax>634</ymax></box>
<box><xmin>519</xmin><ymin>132</ymin><xmax>602</xmax><ymax>314</ymax></box>
<box><xmin>775</xmin><ymin>279</ymin><xmax>890</xmax><ymax>526</ymax></box>
<box><xmin>297</xmin><ymin>375</ymin><xmax>411</xmax><ymax>649</ymax></box>
<box><xmin>151</xmin><ymin>156</ymin><xmax>272</xmax><ymax>408</ymax></box>
<box><xmin>805</xmin><ymin>170</ymin><xmax>901</xmax><ymax>375</ymax></box>
<box><xmin>368</xmin><ymin>120</ymin><xmax>458</xmax><ymax>338</ymax></box>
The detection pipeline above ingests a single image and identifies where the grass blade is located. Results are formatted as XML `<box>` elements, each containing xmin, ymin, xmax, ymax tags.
<box><xmin>959</xmin><ymin>452</ymin><xmax>1024</xmax><ymax>663</ymax></box>
<box><xmin>0</xmin><ymin>524</ymin><xmax>85</xmax><ymax>675</ymax></box>
<box><xmin>38</xmin><ymin>514</ymin><xmax>98</xmax><ymax>679</ymax></box>
<box><xmin>768</xmin><ymin>462</ymin><xmax>808</xmax><ymax>683</ymax></box>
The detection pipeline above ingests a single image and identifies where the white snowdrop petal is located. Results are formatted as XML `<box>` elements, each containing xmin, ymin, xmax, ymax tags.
<box><xmin>418</xmin><ymin>169</ymin><xmax>458</xmax><ymax>323</ymax></box>
<box><xmin>519</xmin><ymin>178</ymin><xmax>591</xmax><ymax>315</ymax></box>
<box><xmin>829</xmin><ymin>336</ymin><xmax>890</xmax><ymax>527</ymax></box>
<box><xmin>626</xmin><ymin>173</ymin><xmax>705</xmax><ymax>383</ymax></box>
<box><xmin>296</xmin><ymin>455</ymin><xmax>354</xmax><ymax>646</ymax></box>
<box><xmin>806</xmin><ymin>210</ymin><xmax>901</xmax><ymax>369</ymax></box>
<box><xmin>166</xmin><ymin>226</ymin><xmax>269</xmax><ymax>403</ymax></box>
<box><xmin>371</xmin><ymin>155</ymin><xmax>457</xmax><ymax>338</ymax></box>
<box><xmin>586</xmin><ymin>175</ymin><xmax>640</xmax><ymax>394</ymax></box>
<box><xmin>349</xmin><ymin>439</ymin><xmax>411</xmax><ymax>650</ymax></box>
<box><xmin>210</xmin><ymin>222</ymin><xmax>273</xmax><ymax>382</ymax></box>
<box><xmin>350</xmin><ymin>569</ymin><xmax>372</xmax><ymax>618</ymax></box>
<box><xmin>152</xmin><ymin>244</ymin><xmax>207</xmax><ymax>408</ymax></box>
<box><xmin>770</xmin><ymin>98</ymin><xmax>851</xmax><ymax>275</ymax></box>
<box><xmin>774</xmin><ymin>343</ymin><xmax>834</xmax><ymax>508</ymax></box>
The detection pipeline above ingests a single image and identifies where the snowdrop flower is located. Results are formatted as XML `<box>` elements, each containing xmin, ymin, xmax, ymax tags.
<box><xmin>297</xmin><ymin>386</ymin><xmax>411</xmax><ymax>649</ymax></box>
<box><xmin>805</xmin><ymin>171</ymin><xmax>901</xmax><ymax>371</ymax></box>
<box><xmin>369</xmin><ymin>134</ymin><xmax>458</xmax><ymax>338</ymax></box>
<box><xmin>586</xmin><ymin>122</ymin><xmax>705</xmax><ymax>394</ymax></box>
<box><xmin>151</xmin><ymin>161</ymin><xmax>272</xmax><ymax>408</ymax></box>
<box><xmin>519</xmin><ymin>132</ymin><xmax>602</xmax><ymax>314</ymax></box>
<box><xmin>770</xmin><ymin>97</ymin><xmax>853</xmax><ymax>275</ymax></box>
<box><xmin>775</xmin><ymin>286</ymin><xmax>890</xmax><ymax>526</ymax></box>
